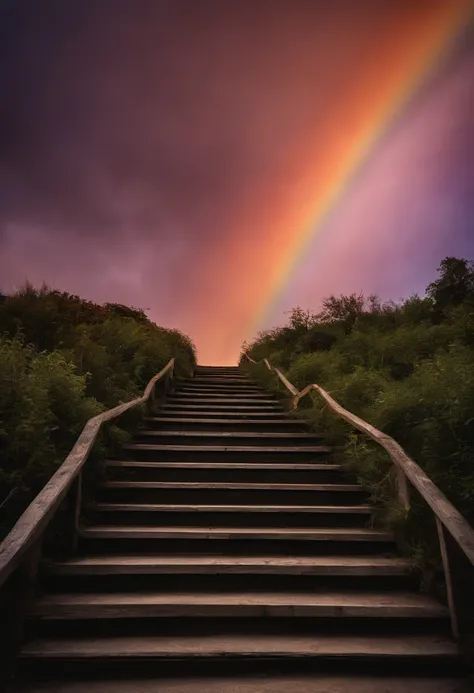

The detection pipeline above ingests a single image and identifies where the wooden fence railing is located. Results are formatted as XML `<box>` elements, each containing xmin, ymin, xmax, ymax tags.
<box><xmin>242</xmin><ymin>352</ymin><xmax>474</xmax><ymax>640</ymax></box>
<box><xmin>0</xmin><ymin>358</ymin><xmax>175</xmax><ymax>683</ymax></box>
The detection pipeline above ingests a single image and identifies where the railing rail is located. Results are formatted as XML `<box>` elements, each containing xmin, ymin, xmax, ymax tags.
<box><xmin>242</xmin><ymin>351</ymin><xmax>474</xmax><ymax>638</ymax></box>
<box><xmin>0</xmin><ymin>357</ymin><xmax>175</xmax><ymax>587</ymax></box>
<box><xmin>0</xmin><ymin>358</ymin><xmax>175</xmax><ymax>683</ymax></box>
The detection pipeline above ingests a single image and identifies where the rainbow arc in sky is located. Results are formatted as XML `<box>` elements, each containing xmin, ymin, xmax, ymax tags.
<box><xmin>245</xmin><ymin>0</ymin><xmax>472</xmax><ymax>343</ymax></box>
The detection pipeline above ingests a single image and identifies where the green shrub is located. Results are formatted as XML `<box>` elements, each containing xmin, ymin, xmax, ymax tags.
<box><xmin>0</xmin><ymin>338</ymin><xmax>103</xmax><ymax>538</ymax></box>
<box><xmin>0</xmin><ymin>286</ymin><xmax>196</xmax><ymax>539</ymax></box>
<box><xmin>244</xmin><ymin>256</ymin><xmax>474</xmax><ymax>572</ymax></box>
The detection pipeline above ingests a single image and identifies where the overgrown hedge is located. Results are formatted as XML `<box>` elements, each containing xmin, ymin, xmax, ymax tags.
<box><xmin>0</xmin><ymin>286</ymin><xmax>196</xmax><ymax>539</ymax></box>
<box><xmin>243</xmin><ymin>258</ymin><xmax>474</xmax><ymax>571</ymax></box>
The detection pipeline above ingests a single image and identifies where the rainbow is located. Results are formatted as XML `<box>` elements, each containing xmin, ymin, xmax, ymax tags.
<box><xmin>248</xmin><ymin>0</ymin><xmax>472</xmax><ymax>339</ymax></box>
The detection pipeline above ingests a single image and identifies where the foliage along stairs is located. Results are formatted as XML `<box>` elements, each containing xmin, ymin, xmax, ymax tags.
<box><xmin>12</xmin><ymin>366</ymin><xmax>466</xmax><ymax>692</ymax></box>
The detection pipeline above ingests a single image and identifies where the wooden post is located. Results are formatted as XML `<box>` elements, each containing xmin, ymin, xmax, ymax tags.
<box><xmin>395</xmin><ymin>466</ymin><xmax>410</xmax><ymax>511</ymax></box>
<box><xmin>436</xmin><ymin>517</ymin><xmax>460</xmax><ymax>639</ymax></box>
<box><xmin>71</xmin><ymin>471</ymin><xmax>82</xmax><ymax>555</ymax></box>
<box><xmin>167</xmin><ymin>361</ymin><xmax>175</xmax><ymax>394</ymax></box>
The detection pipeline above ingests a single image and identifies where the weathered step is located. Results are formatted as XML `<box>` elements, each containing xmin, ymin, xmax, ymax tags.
<box><xmin>155</xmin><ymin>410</ymin><xmax>291</xmax><ymax>420</ymax></box>
<box><xmin>172</xmin><ymin>390</ymin><xmax>269</xmax><ymax>398</ymax></box>
<box><xmin>175</xmin><ymin>380</ymin><xmax>262</xmax><ymax>388</ymax></box>
<box><xmin>47</xmin><ymin>555</ymin><xmax>411</xmax><ymax>576</ymax></box>
<box><xmin>97</xmin><ymin>480</ymin><xmax>363</xmax><ymax>505</ymax></box>
<box><xmin>11</xmin><ymin>674</ymin><xmax>470</xmax><ymax>693</ymax></box>
<box><xmin>88</xmin><ymin>502</ymin><xmax>372</xmax><ymax>528</ymax></box>
<box><xmin>187</xmin><ymin>377</ymin><xmax>248</xmax><ymax>383</ymax></box>
<box><xmin>104</xmin><ymin>461</ymin><xmax>344</xmax><ymax>484</ymax></box>
<box><xmin>78</xmin><ymin>530</ymin><xmax>391</xmax><ymax>557</ymax></box>
<box><xmin>134</xmin><ymin>431</ymin><xmax>321</xmax><ymax>440</ymax></box>
<box><xmin>32</xmin><ymin>590</ymin><xmax>448</xmax><ymax>620</ymax></box>
<box><xmin>132</xmin><ymin>431</ymin><xmax>324</xmax><ymax>448</ymax></box>
<box><xmin>105</xmin><ymin>460</ymin><xmax>347</xmax><ymax>476</ymax></box>
<box><xmin>19</xmin><ymin>633</ymin><xmax>458</xmax><ymax>665</ymax></box>
<box><xmin>79</xmin><ymin>526</ymin><xmax>392</xmax><ymax>543</ymax></box>
<box><xmin>171</xmin><ymin>392</ymin><xmax>274</xmax><ymax>401</ymax></box>
<box><xmin>119</xmin><ymin>443</ymin><xmax>333</xmax><ymax>463</ymax></box>
<box><xmin>181</xmin><ymin>381</ymin><xmax>251</xmax><ymax>387</ymax></box>
<box><xmin>163</xmin><ymin>397</ymin><xmax>283</xmax><ymax>412</ymax></box>
<box><xmin>173</xmin><ymin>385</ymin><xmax>269</xmax><ymax>397</ymax></box>
<box><xmin>157</xmin><ymin>403</ymin><xmax>285</xmax><ymax>419</ymax></box>
<box><xmin>144</xmin><ymin>417</ymin><xmax>307</xmax><ymax>431</ymax></box>
<box><xmin>166</xmin><ymin>397</ymin><xmax>278</xmax><ymax>405</ymax></box>
<box><xmin>172</xmin><ymin>390</ymin><xmax>270</xmax><ymax>398</ymax></box>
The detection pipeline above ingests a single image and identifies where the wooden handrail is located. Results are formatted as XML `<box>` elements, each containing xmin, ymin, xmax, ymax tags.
<box><xmin>244</xmin><ymin>352</ymin><xmax>474</xmax><ymax>565</ymax></box>
<box><xmin>0</xmin><ymin>358</ymin><xmax>175</xmax><ymax>587</ymax></box>
<box><xmin>242</xmin><ymin>351</ymin><xmax>474</xmax><ymax>638</ymax></box>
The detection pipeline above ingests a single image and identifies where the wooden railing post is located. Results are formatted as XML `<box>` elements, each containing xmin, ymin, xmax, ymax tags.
<box><xmin>436</xmin><ymin>517</ymin><xmax>460</xmax><ymax>639</ymax></box>
<box><xmin>166</xmin><ymin>360</ymin><xmax>175</xmax><ymax>394</ymax></box>
<box><xmin>71</xmin><ymin>471</ymin><xmax>82</xmax><ymax>555</ymax></box>
<box><xmin>395</xmin><ymin>467</ymin><xmax>410</xmax><ymax>511</ymax></box>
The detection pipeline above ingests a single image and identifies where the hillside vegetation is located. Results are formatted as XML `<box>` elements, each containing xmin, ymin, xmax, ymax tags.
<box><xmin>242</xmin><ymin>257</ymin><xmax>474</xmax><ymax>569</ymax></box>
<box><xmin>0</xmin><ymin>285</ymin><xmax>196</xmax><ymax>539</ymax></box>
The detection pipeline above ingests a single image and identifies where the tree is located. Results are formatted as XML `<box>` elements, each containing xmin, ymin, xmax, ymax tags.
<box><xmin>284</xmin><ymin>306</ymin><xmax>317</xmax><ymax>332</ymax></box>
<box><xmin>427</xmin><ymin>257</ymin><xmax>474</xmax><ymax>311</ymax></box>
<box><xmin>317</xmin><ymin>293</ymin><xmax>366</xmax><ymax>333</ymax></box>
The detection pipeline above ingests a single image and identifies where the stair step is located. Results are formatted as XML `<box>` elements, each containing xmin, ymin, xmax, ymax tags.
<box><xmin>134</xmin><ymin>431</ymin><xmax>322</xmax><ymax>440</ymax></box>
<box><xmin>47</xmin><ymin>555</ymin><xmax>411</xmax><ymax>576</ymax></box>
<box><xmin>174</xmin><ymin>384</ymin><xmax>266</xmax><ymax>390</ymax></box>
<box><xmin>162</xmin><ymin>404</ymin><xmax>283</xmax><ymax>411</ymax></box>
<box><xmin>166</xmin><ymin>398</ymin><xmax>278</xmax><ymax>405</ymax></box>
<box><xmin>87</xmin><ymin>501</ymin><xmax>372</xmax><ymax>530</ymax></box>
<box><xmin>118</xmin><ymin>443</ymin><xmax>334</xmax><ymax>463</ymax></box>
<box><xmin>171</xmin><ymin>392</ymin><xmax>271</xmax><ymax>399</ymax></box>
<box><xmin>155</xmin><ymin>410</ymin><xmax>291</xmax><ymax>419</ymax></box>
<box><xmin>145</xmin><ymin>417</ymin><xmax>303</xmax><ymax>425</ymax></box>
<box><xmin>121</xmin><ymin>445</ymin><xmax>332</xmax><ymax>454</ymax></box>
<box><xmin>79</xmin><ymin>526</ymin><xmax>392</xmax><ymax>542</ymax></box>
<box><xmin>101</xmin><ymin>481</ymin><xmax>356</xmax><ymax>492</ymax></box>
<box><xmin>32</xmin><ymin>590</ymin><xmax>448</xmax><ymax>619</ymax></box>
<box><xmin>174</xmin><ymin>386</ymin><xmax>264</xmax><ymax>393</ymax></box>
<box><xmin>103</xmin><ymin>461</ymin><xmax>344</xmax><ymax>484</ymax></box>
<box><xmin>20</xmin><ymin>633</ymin><xmax>458</xmax><ymax>661</ymax></box>
<box><xmin>11</xmin><ymin>675</ymin><xmax>470</xmax><ymax>693</ymax></box>
<box><xmin>105</xmin><ymin>462</ymin><xmax>342</xmax><ymax>471</ymax></box>
<box><xmin>177</xmin><ymin>377</ymin><xmax>256</xmax><ymax>383</ymax></box>
<box><xmin>91</xmin><ymin>502</ymin><xmax>371</xmax><ymax>514</ymax></box>
<box><xmin>98</xmin><ymin>479</ymin><xmax>364</xmax><ymax>505</ymax></box>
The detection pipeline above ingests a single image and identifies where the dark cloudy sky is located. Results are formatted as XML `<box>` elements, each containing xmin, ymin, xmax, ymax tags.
<box><xmin>0</xmin><ymin>0</ymin><xmax>473</xmax><ymax>363</ymax></box>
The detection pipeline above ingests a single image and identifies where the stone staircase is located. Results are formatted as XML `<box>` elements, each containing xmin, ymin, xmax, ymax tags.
<box><xmin>10</xmin><ymin>366</ymin><xmax>468</xmax><ymax>692</ymax></box>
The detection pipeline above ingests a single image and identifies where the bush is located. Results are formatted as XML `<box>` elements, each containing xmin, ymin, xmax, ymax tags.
<box><xmin>0</xmin><ymin>286</ymin><xmax>196</xmax><ymax>539</ymax></box>
<box><xmin>0</xmin><ymin>338</ymin><xmax>103</xmax><ymax>538</ymax></box>
<box><xmin>243</xmin><ymin>256</ymin><xmax>474</xmax><ymax>572</ymax></box>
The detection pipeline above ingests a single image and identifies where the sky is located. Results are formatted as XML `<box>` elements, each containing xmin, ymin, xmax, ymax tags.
<box><xmin>0</xmin><ymin>0</ymin><xmax>473</xmax><ymax>364</ymax></box>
